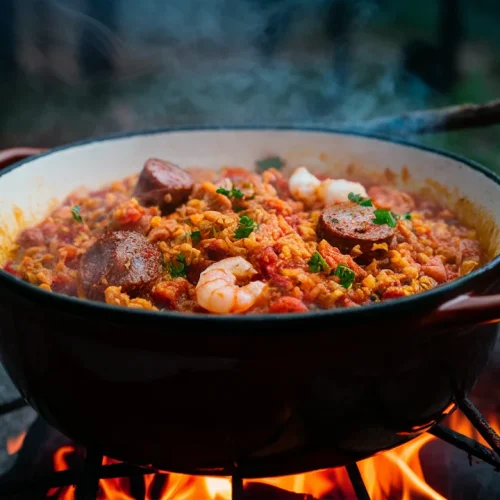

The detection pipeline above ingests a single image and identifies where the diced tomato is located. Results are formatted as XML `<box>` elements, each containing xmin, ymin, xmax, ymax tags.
<box><xmin>3</xmin><ymin>261</ymin><xmax>19</xmax><ymax>277</ymax></box>
<box><xmin>269</xmin><ymin>296</ymin><xmax>308</xmax><ymax>313</ymax></box>
<box><xmin>255</xmin><ymin>247</ymin><xmax>278</xmax><ymax>278</ymax></box>
<box><xmin>152</xmin><ymin>279</ymin><xmax>191</xmax><ymax>309</ymax></box>
<box><xmin>422</xmin><ymin>256</ymin><xmax>447</xmax><ymax>283</ymax></box>
<box><xmin>220</xmin><ymin>167</ymin><xmax>258</xmax><ymax>185</ymax></box>
<box><xmin>204</xmin><ymin>240</ymin><xmax>230</xmax><ymax>261</ymax></box>
<box><xmin>318</xmin><ymin>240</ymin><xmax>366</xmax><ymax>278</ymax></box>
<box><xmin>368</xmin><ymin>186</ymin><xmax>415</xmax><ymax>215</ymax></box>
<box><xmin>269</xmin><ymin>275</ymin><xmax>293</xmax><ymax>292</ymax></box>
<box><xmin>381</xmin><ymin>288</ymin><xmax>407</xmax><ymax>300</ymax></box>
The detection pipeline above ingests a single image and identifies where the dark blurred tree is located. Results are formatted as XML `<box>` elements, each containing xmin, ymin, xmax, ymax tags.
<box><xmin>78</xmin><ymin>0</ymin><xmax>118</xmax><ymax>80</ymax></box>
<box><xmin>0</xmin><ymin>0</ymin><xmax>17</xmax><ymax>79</ymax></box>
<box><xmin>325</xmin><ymin>0</ymin><xmax>356</xmax><ymax>88</ymax></box>
<box><xmin>402</xmin><ymin>0</ymin><xmax>463</xmax><ymax>93</ymax></box>
<box><xmin>252</xmin><ymin>0</ymin><xmax>296</xmax><ymax>57</ymax></box>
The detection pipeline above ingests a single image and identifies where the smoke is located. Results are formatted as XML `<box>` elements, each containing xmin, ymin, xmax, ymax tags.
<box><xmin>1</xmin><ymin>0</ymin><xmax>434</xmax><ymax>146</ymax></box>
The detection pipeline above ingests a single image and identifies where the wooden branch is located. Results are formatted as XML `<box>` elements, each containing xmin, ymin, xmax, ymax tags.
<box><xmin>353</xmin><ymin>99</ymin><xmax>500</xmax><ymax>136</ymax></box>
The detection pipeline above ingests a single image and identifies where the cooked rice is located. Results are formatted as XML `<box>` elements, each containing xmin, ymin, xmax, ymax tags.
<box><xmin>3</xmin><ymin>165</ymin><xmax>484</xmax><ymax>314</ymax></box>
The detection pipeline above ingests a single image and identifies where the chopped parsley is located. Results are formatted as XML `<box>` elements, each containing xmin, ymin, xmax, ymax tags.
<box><xmin>331</xmin><ymin>218</ymin><xmax>339</xmax><ymax>223</ymax></box>
<box><xmin>256</xmin><ymin>155</ymin><xmax>285</xmax><ymax>171</ymax></box>
<box><xmin>308</xmin><ymin>251</ymin><xmax>330</xmax><ymax>273</ymax></box>
<box><xmin>216</xmin><ymin>186</ymin><xmax>244</xmax><ymax>199</ymax></box>
<box><xmin>334</xmin><ymin>264</ymin><xmax>355</xmax><ymax>288</ymax></box>
<box><xmin>165</xmin><ymin>254</ymin><xmax>187</xmax><ymax>278</ymax></box>
<box><xmin>71</xmin><ymin>205</ymin><xmax>83</xmax><ymax>223</ymax></box>
<box><xmin>190</xmin><ymin>230</ymin><xmax>201</xmax><ymax>243</ymax></box>
<box><xmin>370</xmin><ymin>294</ymin><xmax>380</xmax><ymax>302</ymax></box>
<box><xmin>348</xmin><ymin>192</ymin><xmax>373</xmax><ymax>207</ymax></box>
<box><xmin>372</xmin><ymin>209</ymin><xmax>398</xmax><ymax>228</ymax></box>
<box><xmin>402</xmin><ymin>212</ymin><xmax>412</xmax><ymax>220</ymax></box>
<box><xmin>234</xmin><ymin>215</ymin><xmax>258</xmax><ymax>239</ymax></box>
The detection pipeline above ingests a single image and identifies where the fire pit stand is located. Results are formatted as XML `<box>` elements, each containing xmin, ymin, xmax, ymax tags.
<box><xmin>0</xmin><ymin>396</ymin><xmax>499</xmax><ymax>500</ymax></box>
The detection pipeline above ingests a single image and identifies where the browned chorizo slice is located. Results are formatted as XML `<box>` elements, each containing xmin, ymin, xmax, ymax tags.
<box><xmin>368</xmin><ymin>186</ymin><xmax>415</xmax><ymax>215</ymax></box>
<box><xmin>80</xmin><ymin>231</ymin><xmax>162</xmax><ymax>301</ymax></box>
<box><xmin>133</xmin><ymin>158</ymin><xmax>194</xmax><ymax>214</ymax></box>
<box><xmin>318</xmin><ymin>202</ymin><xmax>395</xmax><ymax>255</ymax></box>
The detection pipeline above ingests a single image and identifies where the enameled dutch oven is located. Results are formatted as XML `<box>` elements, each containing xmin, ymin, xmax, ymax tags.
<box><xmin>0</xmin><ymin>128</ymin><xmax>500</xmax><ymax>478</ymax></box>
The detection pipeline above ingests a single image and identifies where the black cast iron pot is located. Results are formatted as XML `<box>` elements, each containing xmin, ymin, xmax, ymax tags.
<box><xmin>0</xmin><ymin>129</ymin><xmax>499</xmax><ymax>478</ymax></box>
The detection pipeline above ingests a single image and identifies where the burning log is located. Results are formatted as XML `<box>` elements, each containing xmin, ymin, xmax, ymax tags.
<box><xmin>354</xmin><ymin>99</ymin><xmax>500</xmax><ymax>136</ymax></box>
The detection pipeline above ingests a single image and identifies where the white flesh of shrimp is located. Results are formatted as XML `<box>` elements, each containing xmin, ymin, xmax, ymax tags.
<box><xmin>288</xmin><ymin>166</ymin><xmax>367</xmax><ymax>205</ymax></box>
<box><xmin>196</xmin><ymin>257</ymin><xmax>266</xmax><ymax>314</ymax></box>
<box><xmin>322</xmin><ymin>178</ymin><xmax>368</xmax><ymax>205</ymax></box>
<box><xmin>288</xmin><ymin>166</ymin><xmax>321</xmax><ymax>202</ymax></box>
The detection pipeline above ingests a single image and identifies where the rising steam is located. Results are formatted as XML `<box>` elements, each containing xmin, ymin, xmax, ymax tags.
<box><xmin>3</xmin><ymin>0</ymin><xmax>432</xmax><ymax>146</ymax></box>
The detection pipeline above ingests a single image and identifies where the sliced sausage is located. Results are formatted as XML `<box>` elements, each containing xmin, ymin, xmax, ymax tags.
<box><xmin>368</xmin><ymin>186</ymin><xmax>415</xmax><ymax>215</ymax></box>
<box><xmin>133</xmin><ymin>158</ymin><xmax>194</xmax><ymax>214</ymax></box>
<box><xmin>318</xmin><ymin>202</ymin><xmax>395</xmax><ymax>256</ymax></box>
<box><xmin>80</xmin><ymin>231</ymin><xmax>162</xmax><ymax>301</ymax></box>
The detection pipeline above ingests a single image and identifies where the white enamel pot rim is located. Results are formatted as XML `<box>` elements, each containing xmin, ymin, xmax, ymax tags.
<box><xmin>1</xmin><ymin>125</ymin><xmax>500</xmax><ymax>329</ymax></box>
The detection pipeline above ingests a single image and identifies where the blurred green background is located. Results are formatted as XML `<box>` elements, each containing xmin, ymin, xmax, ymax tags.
<box><xmin>0</xmin><ymin>0</ymin><xmax>498</xmax><ymax>170</ymax></box>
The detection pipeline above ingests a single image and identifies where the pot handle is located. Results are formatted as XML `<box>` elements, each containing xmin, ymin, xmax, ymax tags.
<box><xmin>424</xmin><ymin>293</ymin><xmax>500</xmax><ymax>329</ymax></box>
<box><xmin>0</xmin><ymin>148</ymin><xmax>46</xmax><ymax>170</ymax></box>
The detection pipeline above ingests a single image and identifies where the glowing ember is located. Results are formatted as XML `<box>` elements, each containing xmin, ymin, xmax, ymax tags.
<box><xmin>39</xmin><ymin>412</ymin><xmax>500</xmax><ymax>500</ymax></box>
<box><xmin>6</xmin><ymin>431</ymin><xmax>26</xmax><ymax>455</ymax></box>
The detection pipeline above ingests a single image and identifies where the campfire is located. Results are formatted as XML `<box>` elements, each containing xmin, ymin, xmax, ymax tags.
<box><xmin>4</xmin><ymin>409</ymin><xmax>498</xmax><ymax>500</ymax></box>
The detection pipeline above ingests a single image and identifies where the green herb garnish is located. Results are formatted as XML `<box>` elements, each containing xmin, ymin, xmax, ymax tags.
<box><xmin>402</xmin><ymin>212</ymin><xmax>412</xmax><ymax>220</ymax></box>
<box><xmin>165</xmin><ymin>254</ymin><xmax>187</xmax><ymax>278</ymax></box>
<box><xmin>348</xmin><ymin>192</ymin><xmax>373</xmax><ymax>207</ymax></box>
<box><xmin>370</xmin><ymin>294</ymin><xmax>380</xmax><ymax>302</ymax></box>
<box><xmin>256</xmin><ymin>156</ymin><xmax>284</xmax><ymax>171</ymax></box>
<box><xmin>308</xmin><ymin>251</ymin><xmax>330</xmax><ymax>273</ymax></box>
<box><xmin>190</xmin><ymin>230</ymin><xmax>201</xmax><ymax>243</ymax></box>
<box><xmin>216</xmin><ymin>187</ymin><xmax>244</xmax><ymax>199</ymax></box>
<box><xmin>71</xmin><ymin>205</ymin><xmax>83</xmax><ymax>223</ymax></box>
<box><xmin>372</xmin><ymin>209</ymin><xmax>398</xmax><ymax>228</ymax></box>
<box><xmin>234</xmin><ymin>215</ymin><xmax>258</xmax><ymax>239</ymax></box>
<box><xmin>331</xmin><ymin>218</ymin><xmax>339</xmax><ymax>223</ymax></box>
<box><xmin>334</xmin><ymin>263</ymin><xmax>355</xmax><ymax>288</ymax></box>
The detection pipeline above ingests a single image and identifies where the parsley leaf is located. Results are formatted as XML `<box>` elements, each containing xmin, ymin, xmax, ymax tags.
<box><xmin>190</xmin><ymin>230</ymin><xmax>201</xmax><ymax>243</ymax></box>
<box><xmin>234</xmin><ymin>215</ymin><xmax>258</xmax><ymax>239</ymax></box>
<box><xmin>348</xmin><ymin>192</ymin><xmax>373</xmax><ymax>207</ymax></box>
<box><xmin>308</xmin><ymin>251</ymin><xmax>330</xmax><ymax>273</ymax></box>
<box><xmin>165</xmin><ymin>254</ymin><xmax>187</xmax><ymax>278</ymax></box>
<box><xmin>256</xmin><ymin>156</ymin><xmax>285</xmax><ymax>171</ymax></box>
<box><xmin>334</xmin><ymin>264</ymin><xmax>355</xmax><ymax>288</ymax></box>
<box><xmin>216</xmin><ymin>187</ymin><xmax>244</xmax><ymax>199</ymax></box>
<box><xmin>402</xmin><ymin>212</ymin><xmax>412</xmax><ymax>220</ymax></box>
<box><xmin>372</xmin><ymin>209</ymin><xmax>398</xmax><ymax>228</ymax></box>
<box><xmin>71</xmin><ymin>205</ymin><xmax>83</xmax><ymax>223</ymax></box>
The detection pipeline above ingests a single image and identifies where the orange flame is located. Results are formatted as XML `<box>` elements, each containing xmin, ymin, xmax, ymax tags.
<box><xmin>6</xmin><ymin>431</ymin><xmax>26</xmax><ymax>455</ymax></box>
<box><xmin>48</xmin><ymin>411</ymin><xmax>499</xmax><ymax>500</ymax></box>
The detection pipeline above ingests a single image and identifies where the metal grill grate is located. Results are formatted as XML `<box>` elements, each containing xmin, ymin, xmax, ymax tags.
<box><xmin>0</xmin><ymin>396</ymin><xmax>498</xmax><ymax>500</ymax></box>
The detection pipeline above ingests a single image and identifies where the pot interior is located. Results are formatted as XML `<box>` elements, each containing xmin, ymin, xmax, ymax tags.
<box><xmin>1</xmin><ymin>129</ymin><xmax>500</xmax><ymax>263</ymax></box>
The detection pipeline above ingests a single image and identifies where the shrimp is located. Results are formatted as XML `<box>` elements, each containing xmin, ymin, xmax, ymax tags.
<box><xmin>196</xmin><ymin>257</ymin><xmax>266</xmax><ymax>314</ymax></box>
<box><xmin>288</xmin><ymin>166</ymin><xmax>321</xmax><ymax>202</ymax></box>
<box><xmin>288</xmin><ymin>166</ymin><xmax>367</xmax><ymax>205</ymax></box>
<box><xmin>321</xmin><ymin>178</ymin><xmax>368</xmax><ymax>205</ymax></box>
